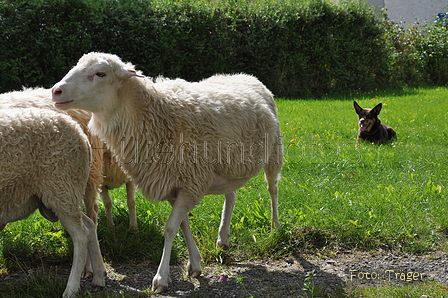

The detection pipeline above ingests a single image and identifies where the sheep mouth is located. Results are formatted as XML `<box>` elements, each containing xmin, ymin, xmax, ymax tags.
<box><xmin>53</xmin><ymin>99</ymin><xmax>75</xmax><ymax>109</ymax></box>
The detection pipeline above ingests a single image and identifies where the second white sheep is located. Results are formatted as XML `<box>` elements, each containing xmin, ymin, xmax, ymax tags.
<box><xmin>0</xmin><ymin>87</ymin><xmax>137</xmax><ymax>231</ymax></box>
<box><xmin>0</xmin><ymin>108</ymin><xmax>106</xmax><ymax>298</ymax></box>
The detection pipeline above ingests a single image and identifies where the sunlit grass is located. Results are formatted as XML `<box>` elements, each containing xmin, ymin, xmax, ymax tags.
<box><xmin>275</xmin><ymin>87</ymin><xmax>448</xmax><ymax>253</ymax></box>
<box><xmin>346</xmin><ymin>281</ymin><xmax>448</xmax><ymax>297</ymax></box>
<box><xmin>1</xmin><ymin>87</ymin><xmax>448</xmax><ymax>297</ymax></box>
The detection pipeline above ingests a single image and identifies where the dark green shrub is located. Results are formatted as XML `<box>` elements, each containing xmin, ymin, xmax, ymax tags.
<box><xmin>1</xmin><ymin>0</ymin><xmax>444</xmax><ymax>98</ymax></box>
<box><xmin>0</xmin><ymin>0</ymin><xmax>97</xmax><ymax>91</ymax></box>
<box><xmin>381</xmin><ymin>10</ymin><xmax>448</xmax><ymax>88</ymax></box>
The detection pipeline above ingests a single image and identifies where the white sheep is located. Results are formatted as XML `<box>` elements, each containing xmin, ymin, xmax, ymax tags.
<box><xmin>51</xmin><ymin>52</ymin><xmax>283</xmax><ymax>293</ymax></box>
<box><xmin>0</xmin><ymin>108</ymin><xmax>106</xmax><ymax>298</ymax></box>
<box><xmin>0</xmin><ymin>87</ymin><xmax>138</xmax><ymax>231</ymax></box>
<box><xmin>0</xmin><ymin>88</ymin><xmax>103</xmax><ymax>228</ymax></box>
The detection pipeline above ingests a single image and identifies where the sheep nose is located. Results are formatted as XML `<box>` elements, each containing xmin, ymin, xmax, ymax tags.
<box><xmin>52</xmin><ymin>88</ymin><xmax>63</xmax><ymax>96</ymax></box>
<box><xmin>51</xmin><ymin>88</ymin><xmax>64</xmax><ymax>102</ymax></box>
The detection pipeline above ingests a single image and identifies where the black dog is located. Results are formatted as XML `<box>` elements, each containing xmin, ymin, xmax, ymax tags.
<box><xmin>354</xmin><ymin>101</ymin><xmax>396</xmax><ymax>144</ymax></box>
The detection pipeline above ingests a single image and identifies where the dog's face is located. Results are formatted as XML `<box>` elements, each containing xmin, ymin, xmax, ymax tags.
<box><xmin>354</xmin><ymin>101</ymin><xmax>382</xmax><ymax>133</ymax></box>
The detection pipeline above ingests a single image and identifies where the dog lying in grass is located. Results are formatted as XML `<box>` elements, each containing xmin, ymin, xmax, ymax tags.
<box><xmin>354</xmin><ymin>101</ymin><xmax>396</xmax><ymax>144</ymax></box>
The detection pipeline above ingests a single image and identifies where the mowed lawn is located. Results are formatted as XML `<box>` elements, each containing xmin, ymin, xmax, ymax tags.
<box><xmin>275</xmin><ymin>87</ymin><xmax>448</xmax><ymax>254</ymax></box>
<box><xmin>0</xmin><ymin>87</ymin><xmax>447</xmax><ymax>296</ymax></box>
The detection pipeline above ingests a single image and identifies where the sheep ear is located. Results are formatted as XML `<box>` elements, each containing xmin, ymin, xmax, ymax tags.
<box><xmin>119</xmin><ymin>68</ymin><xmax>144</xmax><ymax>79</ymax></box>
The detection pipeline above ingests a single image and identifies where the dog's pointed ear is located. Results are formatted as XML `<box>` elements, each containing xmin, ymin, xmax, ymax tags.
<box><xmin>354</xmin><ymin>101</ymin><xmax>363</xmax><ymax>114</ymax></box>
<box><xmin>372</xmin><ymin>103</ymin><xmax>382</xmax><ymax>115</ymax></box>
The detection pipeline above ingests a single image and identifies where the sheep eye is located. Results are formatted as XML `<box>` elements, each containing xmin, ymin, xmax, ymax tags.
<box><xmin>96</xmin><ymin>72</ymin><xmax>106</xmax><ymax>78</ymax></box>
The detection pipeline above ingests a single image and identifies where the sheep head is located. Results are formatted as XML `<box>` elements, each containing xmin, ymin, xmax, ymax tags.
<box><xmin>52</xmin><ymin>52</ymin><xmax>143</xmax><ymax>113</ymax></box>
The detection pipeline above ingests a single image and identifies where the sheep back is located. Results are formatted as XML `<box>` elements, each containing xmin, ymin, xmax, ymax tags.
<box><xmin>91</xmin><ymin>72</ymin><xmax>282</xmax><ymax>202</ymax></box>
<box><xmin>0</xmin><ymin>87</ymin><xmax>104</xmax><ymax>222</ymax></box>
<box><xmin>0</xmin><ymin>108</ymin><xmax>91</xmax><ymax>225</ymax></box>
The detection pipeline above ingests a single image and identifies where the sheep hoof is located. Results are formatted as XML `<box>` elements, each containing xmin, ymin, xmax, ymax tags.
<box><xmin>189</xmin><ymin>270</ymin><xmax>202</xmax><ymax>278</ymax></box>
<box><xmin>272</xmin><ymin>220</ymin><xmax>281</xmax><ymax>230</ymax></box>
<box><xmin>129</xmin><ymin>227</ymin><xmax>139</xmax><ymax>233</ymax></box>
<box><xmin>62</xmin><ymin>287</ymin><xmax>80</xmax><ymax>298</ymax></box>
<box><xmin>90</xmin><ymin>285</ymin><xmax>105</xmax><ymax>293</ymax></box>
<box><xmin>216</xmin><ymin>240</ymin><xmax>229</xmax><ymax>250</ymax></box>
<box><xmin>152</xmin><ymin>285</ymin><xmax>167</xmax><ymax>294</ymax></box>
<box><xmin>93</xmin><ymin>273</ymin><xmax>106</xmax><ymax>288</ymax></box>
<box><xmin>82</xmin><ymin>271</ymin><xmax>93</xmax><ymax>279</ymax></box>
<box><xmin>217</xmin><ymin>243</ymin><xmax>229</xmax><ymax>250</ymax></box>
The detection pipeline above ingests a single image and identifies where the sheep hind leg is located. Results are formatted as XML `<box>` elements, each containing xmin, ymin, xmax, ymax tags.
<box><xmin>179</xmin><ymin>214</ymin><xmax>201</xmax><ymax>277</ymax></box>
<box><xmin>58</xmin><ymin>214</ymin><xmax>89</xmax><ymax>298</ymax></box>
<box><xmin>126</xmin><ymin>181</ymin><xmax>138</xmax><ymax>230</ymax></box>
<box><xmin>84</xmin><ymin>182</ymin><xmax>99</xmax><ymax>225</ymax></box>
<box><xmin>152</xmin><ymin>192</ymin><xmax>199</xmax><ymax>293</ymax></box>
<box><xmin>83</xmin><ymin>183</ymin><xmax>99</xmax><ymax>278</ymax></box>
<box><xmin>264</xmin><ymin>164</ymin><xmax>281</xmax><ymax>230</ymax></box>
<box><xmin>82</xmin><ymin>213</ymin><xmax>106</xmax><ymax>287</ymax></box>
<box><xmin>216</xmin><ymin>191</ymin><xmax>236</xmax><ymax>250</ymax></box>
<box><xmin>168</xmin><ymin>200</ymin><xmax>201</xmax><ymax>277</ymax></box>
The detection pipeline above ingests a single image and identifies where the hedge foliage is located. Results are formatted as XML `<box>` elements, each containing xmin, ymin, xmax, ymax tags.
<box><xmin>382</xmin><ymin>16</ymin><xmax>448</xmax><ymax>87</ymax></box>
<box><xmin>0</xmin><ymin>0</ymin><xmax>446</xmax><ymax>98</ymax></box>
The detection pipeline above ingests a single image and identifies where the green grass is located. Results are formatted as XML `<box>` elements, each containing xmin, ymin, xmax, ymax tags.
<box><xmin>346</xmin><ymin>281</ymin><xmax>448</xmax><ymax>297</ymax></box>
<box><xmin>276</xmin><ymin>88</ymin><xmax>448</xmax><ymax>253</ymax></box>
<box><xmin>1</xmin><ymin>87</ymin><xmax>448</xmax><ymax>297</ymax></box>
<box><xmin>0</xmin><ymin>271</ymin><xmax>67</xmax><ymax>298</ymax></box>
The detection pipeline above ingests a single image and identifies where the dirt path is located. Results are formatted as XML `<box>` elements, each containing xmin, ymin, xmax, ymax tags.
<box><xmin>98</xmin><ymin>250</ymin><xmax>448</xmax><ymax>297</ymax></box>
<box><xmin>2</xmin><ymin>250</ymin><xmax>448</xmax><ymax>297</ymax></box>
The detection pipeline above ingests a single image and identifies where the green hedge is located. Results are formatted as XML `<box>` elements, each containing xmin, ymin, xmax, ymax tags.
<box><xmin>382</xmin><ymin>16</ymin><xmax>448</xmax><ymax>87</ymax></box>
<box><xmin>0</xmin><ymin>0</ymin><xmax>446</xmax><ymax>98</ymax></box>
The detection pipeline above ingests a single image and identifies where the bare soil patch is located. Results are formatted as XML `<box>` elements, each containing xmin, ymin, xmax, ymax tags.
<box><xmin>2</xmin><ymin>250</ymin><xmax>448</xmax><ymax>297</ymax></box>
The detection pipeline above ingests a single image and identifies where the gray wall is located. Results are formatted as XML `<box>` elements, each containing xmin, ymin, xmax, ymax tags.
<box><xmin>365</xmin><ymin>0</ymin><xmax>447</xmax><ymax>24</ymax></box>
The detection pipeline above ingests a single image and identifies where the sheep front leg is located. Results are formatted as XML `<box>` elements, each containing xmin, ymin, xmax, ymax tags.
<box><xmin>217</xmin><ymin>191</ymin><xmax>236</xmax><ymax>249</ymax></box>
<box><xmin>152</xmin><ymin>193</ymin><xmax>198</xmax><ymax>293</ymax></box>
<box><xmin>100</xmin><ymin>186</ymin><xmax>115</xmax><ymax>228</ymax></box>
